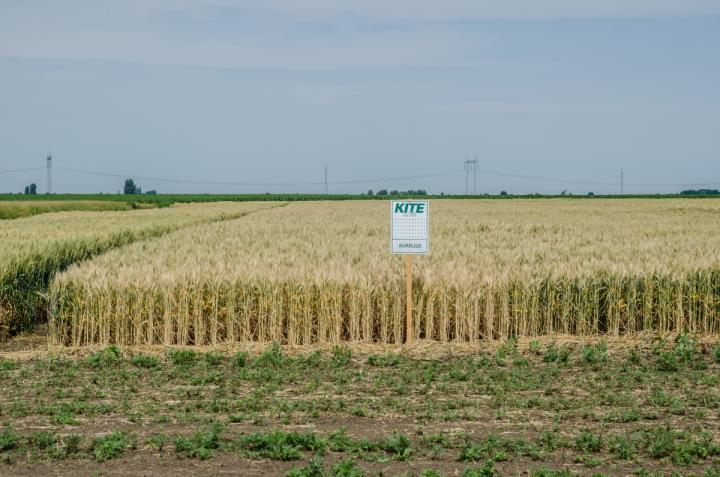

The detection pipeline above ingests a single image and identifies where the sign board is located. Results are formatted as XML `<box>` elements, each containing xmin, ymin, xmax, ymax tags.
<box><xmin>391</xmin><ymin>200</ymin><xmax>429</xmax><ymax>254</ymax></box>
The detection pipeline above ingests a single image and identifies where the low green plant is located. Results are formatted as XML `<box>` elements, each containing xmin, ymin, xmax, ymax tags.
<box><xmin>575</xmin><ymin>430</ymin><xmax>603</xmax><ymax>453</ymax></box>
<box><xmin>253</xmin><ymin>343</ymin><xmax>287</xmax><ymax>368</ymax></box>
<box><xmin>87</xmin><ymin>346</ymin><xmax>123</xmax><ymax>368</ymax></box>
<box><xmin>419</xmin><ymin>470</ymin><xmax>447</xmax><ymax>477</ymax></box>
<box><xmin>532</xmin><ymin>468</ymin><xmax>577</xmax><ymax>477</ymax></box>
<box><xmin>64</xmin><ymin>434</ymin><xmax>82</xmax><ymax>455</ymax></box>
<box><xmin>286</xmin><ymin>455</ymin><xmax>325</xmax><ymax>477</ymax></box>
<box><xmin>331</xmin><ymin>459</ymin><xmax>365</xmax><ymax>477</ymax></box>
<box><xmin>529</xmin><ymin>340</ymin><xmax>540</xmax><ymax>353</ymax></box>
<box><xmin>204</xmin><ymin>351</ymin><xmax>225</xmax><ymax>366</ymax></box>
<box><xmin>705</xmin><ymin>464</ymin><xmax>720</xmax><ymax>477</ymax></box>
<box><xmin>331</xmin><ymin>346</ymin><xmax>352</xmax><ymax>367</ymax></box>
<box><xmin>543</xmin><ymin>344</ymin><xmax>570</xmax><ymax>364</ymax></box>
<box><xmin>238</xmin><ymin>429</ymin><xmax>327</xmax><ymax>460</ymax></box>
<box><xmin>92</xmin><ymin>431</ymin><xmax>133</xmax><ymax>461</ymax></box>
<box><xmin>609</xmin><ymin>435</ymin><xmax>635</xmax><ymax>459</ymax></box>
<box><xmin>366</xmin><ymin>354</ymin><xmax>401</xmax><ymax>367</ymax></box>
<box><xmin>463</xmin><ymin>460</ymin><xmax>497</xmax><ymax>477</ymax></box>
<box><xmin>146</xmin><ymin>433</ymin><xmax>168</xmax><ymax>452</ymax></box>
<box><xmin>232</xmin><ymin>351</ymin><xmax>249</xmax><ymax>368</ymax></box>
<box><xmin>0</xmin><ymin>360</ymin><xmax>17</xmax><ymax>371</ymax></box>
<box><xmin>131</xmin><ymin>354</ymin><xmax>160</xmax><ymax>368</ymax></box>
<box><xmin>580</xmin><ymin>342</ymin><xmax>608</xmax><ymax>364</ymax></box>
<box><xmin>712</xmin><ymin>345</ymin><xmax>720</xmax><ymax>364</ymax></box>
<box><xmin>168</xmin><ymin>349</ymin><xmax>198</xmax><ymax>366</ymax></box>
<box><xmin>381</xmin><ymin>432</ymin><xmax>412</xmax><ymax>460</ymax></box>
<box><xmin>174</xmin><ymin>423</ymin><xmax>224</xmax><ymax>460</ymax></box>
<box><xmin>29</xmin><ymin>431</ymin><xmax>57</xmax><ymax>449</ymax></box>
<box><xmin>0</xmin><ymin>426</ymin><xmax>19</xmax><ymax>451</ymax></box>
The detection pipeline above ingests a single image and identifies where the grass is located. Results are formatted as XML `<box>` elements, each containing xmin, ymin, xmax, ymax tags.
<box><xmin>49</xmin><ymin>199</ymin><xmax>720</xmax><ymax>346</ymax></box>
<box><xmin>0</xmin><ymin>338</ymin><xmax>719</xmax><ymax>474</ymax></box>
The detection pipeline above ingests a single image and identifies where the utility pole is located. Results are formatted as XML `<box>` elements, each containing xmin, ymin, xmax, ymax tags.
<box><xmin>464</xmin><ymin>159</ymin><xmax>469</xmax><ymax>195</ymax></box>
<box><xmin>620</xmin><ymin>169</ymin><xmax>624</xmax><ymax>196</ymax></box>
<box><xmin>46</xmin><ymin>152</ymin><xmax>52</xmax><ymax>194</ymax></box>
<box><xmin>473</xmin><ymin>155</ymin><xmax>478</xmax><ymax>195</ymax></box>
<box><xmin>324</xmin><ymin>164</ymin><xmax>328</xmax><ymax>194</ymax></box>
<box><xmin>464</xmin><ymin>158</ymin><xmax>478</xmax><ymax>195</ymax></box>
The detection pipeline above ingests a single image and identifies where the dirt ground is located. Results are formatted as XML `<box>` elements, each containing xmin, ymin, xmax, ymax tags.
<box><xmin>2</xmin><ymin>334</ymin><xmax>720</xmax><ymax>476</ymax></box>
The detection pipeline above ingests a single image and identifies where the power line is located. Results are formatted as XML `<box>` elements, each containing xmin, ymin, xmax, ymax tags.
<box><xmin>0</xmin><ymin>167</ymin><xmax>46</xmax><ymax>175</ymax></box>
<box><xmin>473</xmin><ymin>155</ymin><xmax>478</xmax><ymax>194</ymax></box>
<box><xmin>55</xmin><ymin>166</ymin><xmax>462</xmax><ymax>186</ymax></box>
<box><xmin>472</xmin><ymin>167</ymin><xmax>720</xmax><ymax>188</ymax></box>
<box><xmin>4</xmin><ymin>164</ymin><xmax>718</xmax><ymax>189</ymax></box>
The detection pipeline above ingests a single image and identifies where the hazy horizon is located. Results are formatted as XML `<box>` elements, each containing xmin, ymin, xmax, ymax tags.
<box><xmin>1</xmin><ymin>1</ymin><xmax>718</xmax><ymax>195</ymax></box>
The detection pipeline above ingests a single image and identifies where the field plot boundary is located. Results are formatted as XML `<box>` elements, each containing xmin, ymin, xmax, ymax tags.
<box><xmin>0</xmin><ymin>202</ymin><xmax>286</xmax><ymax>340</ymax></box>
<box><xmin>4</xmin><ymin>332</ymin><xmax>720</xmax><ymax>362</ymax></box>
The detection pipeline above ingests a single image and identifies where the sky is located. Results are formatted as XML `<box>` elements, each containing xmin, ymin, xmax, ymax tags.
<box><xmin>0</xmin><ymin>1</ymin><xmax>719</xmax><ymax>195</ymax></box>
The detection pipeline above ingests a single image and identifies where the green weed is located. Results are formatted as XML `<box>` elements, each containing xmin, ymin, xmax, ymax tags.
<box><xmin>0</xmin><ymin>427</ymin><xmax>19</xmax><ymax>451</ymax></box>
<box><xmin>91</xmin><ymin>431</ymin><xmax>133</xmax><ymax>461</ymax></box>
<box><xmin>204</xmin><ymin>352</ymin><xmax>225</xmax><ymax>366</ymax></box>
<box><xmin>462</xmin><ymin>460</ymin><xmax>497</xmax><ymax>477</ymax></box>
<box><xmin>168</xmin><ymin>349</ymin><xmax>198</xmax><ymax>366</ymax></box>
<box><xmin>286</xmin><ymin>455</ymin><xmax>325</xmax><ymax>477</ymax></box>
<box><xmin>331</xmin><ymin>459</ymin><xmax>365</xmax><ymax>477</ymax></box>
<box><xmin>174</xmin><ymin>423</ymin><xmax>224</xmax><ymax>460</ymax></box>
<box><xmin>87</xmin><ymin>346</ymin><xmax>123</xmax><ymax>368</ymax></box>
<box><xmin>366</xmin><ymin>354</ymin><xmax>401</xmax><ymax>367</ymax></box>
<box><xmin>238</xmin><ymin>430</ymin><xmax>327</xmax><ymax>460</ymax></box>
<box><xmin>331</xmin><ymin>346</ymin><xmax>352</xmax><ymax>367</ymax></box>
<box><xmin>131</xmin><ymin>354</ymin><xmax>160</xmax><ymax>368</ymax></box>
<box><xmin>253</xmin><ymin>343</ymin><xmax>287</xmax><ymax>368</ymax></box>
<box><xmin>232</xmin><ymin>351</ymin><xmax>249</xmax><ymax>368</ymax></box>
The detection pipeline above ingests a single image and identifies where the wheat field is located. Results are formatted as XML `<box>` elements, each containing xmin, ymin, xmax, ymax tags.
<box><xmin>0</xmin><ymin>200</ymin><xmax>138</xmax><ymax>220</ymax></box>
<box><xmin>0</xmin><ymin>201</ymin><xmax>283</xmax><ymax>338</ymax></box>
<box><xmin>48</xmin><ymin>199</ymin><xmax>720</xmax><ymax>346</ymax></box>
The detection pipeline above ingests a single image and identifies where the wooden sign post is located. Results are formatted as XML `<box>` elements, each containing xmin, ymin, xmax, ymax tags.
<box><xmin>390</xmin><ymin>200</ymin><xmax>429</xmax><ymax>344</ymax></box>
<box><xmin>405</xmin><ymin>255</ymin><xmax>413</xmax><ymax>344</ymax></box>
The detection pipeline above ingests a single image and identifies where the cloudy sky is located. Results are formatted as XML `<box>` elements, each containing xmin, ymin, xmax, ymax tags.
<box><xmin>1</xmin><ymin>1</ymin><xmax>718</xmax><ymax>194</ymax></box>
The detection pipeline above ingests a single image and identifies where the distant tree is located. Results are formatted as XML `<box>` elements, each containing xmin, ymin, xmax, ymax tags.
<box><xmin>588</xmin><ymin>192</ymin><xmax>595</xmax><ymax>196</ymax></box>
<box><xmin>389</xmin><ymin>190</ymin><xmax>399</xmax><ymax>195</ymax></box>
<box><xmin>561</xmin><ymin>190</ymin><xmax>568</xmax><ymax>196</ymax></box>
<box><xmin>681</xmin><ymin>189</ymin><xmax>720</xmax><ymax>196</ymax></box>
<box><xmin>367</xmin><ymin>189</ymin><xmax>374</xmax><ymax>196</ymax></box>
<box><xmin>24</xmin><ymin>185</ymin><xmax>29</xmax><ymax>195</ymax></box>
<box><xmin>24</xmin><ymin>183</ymin><xmax>37</xmax><ymax>195</ymax></box>
<box><xmin>123</xmin><ymin>178</ymin><xmax>138</xmax><ymax>195</ymax></box>
<box><xmin>145</xmin><ymin>190</ymin><xmax>157</xmax><ymax>195</ymax></box>
<box><xmin>500</xmin><ymin>190</ymin><xmax>508</xmax><ymax>196</ymax></box>
<box><xmin>377</xmin><ymin>189</ymin><xmax>388</xmax><ymax>196</ymax></box>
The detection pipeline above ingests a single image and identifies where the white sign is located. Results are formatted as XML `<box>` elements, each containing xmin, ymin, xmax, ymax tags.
<box><xmin>391</xmin><ymin>200</ymin><xmax>429</xmax><ymax>254</ymax></box>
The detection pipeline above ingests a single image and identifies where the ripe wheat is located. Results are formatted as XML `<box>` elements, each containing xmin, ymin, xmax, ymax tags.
<box><xmin>49</xmin><ymin>199</ymin><xmax>720</xmax><ymax>346</ymax></box>
<box><xmin>0</xmin><ymin>201</ymin><xmax>282</xmax><ymax>338</ymax></box>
